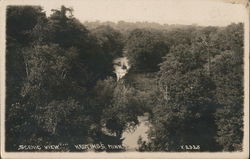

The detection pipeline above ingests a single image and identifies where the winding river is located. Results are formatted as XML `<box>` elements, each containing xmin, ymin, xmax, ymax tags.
<box><xmin>113</xmin><ymin>57</ymin><xmax>150</xmax><ymax>151</ymax></box>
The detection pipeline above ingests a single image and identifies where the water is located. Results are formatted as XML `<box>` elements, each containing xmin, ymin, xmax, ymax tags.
<box><xmin>122</xmin><ymin>114</ymin><xmax>150</xmax><ymax>151</ymax></box>
<box><xmin>113</xmin><ymin>57</ymin><xmax>150</xmax><ymax>151</ymax></box>
<box><xmin>113</xmin><ymin>57</ymin><xmax>130</xmax><ymax>81</ymax></box>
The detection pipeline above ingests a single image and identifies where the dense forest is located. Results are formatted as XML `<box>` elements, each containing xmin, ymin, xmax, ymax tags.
<box><xmin>6</xmin><ymin>6</ymin><xmax>244</xmax><ymax>152</ymax></box>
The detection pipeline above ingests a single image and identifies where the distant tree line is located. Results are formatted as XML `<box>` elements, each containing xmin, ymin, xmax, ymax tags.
<box><xmin>6</xmin><ymin>6</ymin><xmax>244</xmax><ymax>152</ymax></box>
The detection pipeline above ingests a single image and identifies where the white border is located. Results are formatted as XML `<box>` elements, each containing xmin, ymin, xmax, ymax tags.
<box><xmin>0</xmin><ymin>0</ymin><xmax>249</xmax><ymax>158</ymax></box>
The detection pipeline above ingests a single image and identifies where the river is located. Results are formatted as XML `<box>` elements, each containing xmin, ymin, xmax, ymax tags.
<box><xmin>113</xmin><ymin>57</ymin><xmax>130</xmax><ymax>80</ymax></box>
<box><xmin>113</xmin><ymin>57</ymin><xmax>150</xmax><ymax>151</ymax></box>
<box><xmin>122</xmin><ymin>114</ymin><xmax>150</xmax><ymax>151</ymax></box>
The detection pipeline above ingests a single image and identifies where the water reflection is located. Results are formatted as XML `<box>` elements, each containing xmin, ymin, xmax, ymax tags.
<box><xmin>122</xmin><ymin>113</ymin><xmax>150</xmax><ymax>151</ymax></box>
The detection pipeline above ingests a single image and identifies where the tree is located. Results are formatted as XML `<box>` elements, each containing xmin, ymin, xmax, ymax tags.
<box><xmin>139</xmin><ymin>43</ymin><xmax>219</xmax><ymax>151</ymax></box>
<box><xmin>32</xmin><ymin>5</ymin><xmax>115</xmax><ymax>84</ymax></box>
<box><xmin>6</xmin><ymin>6</ymin><xmax>121</xmax><ymax>151</ymax></box>
<box><xmin>91</xmin><ymin>25</ymin><xmax>123</xmax><ymax>58</ymax></box>
<box><xmin>164</xmin><ymin>26</ymin><xmax>196</xmax><ymax>47</ymax></box>
<box><xmin>6</xmin><ymin>6</ymin><xmax>46</xmax><ymax>45</ymax></box>
<box><xmin>6</xmin><ymin>6</ymin><xmax>48</xmax><ymax>151</ymax></box>
<box><xmin>211</xmin><ymin>50</ymin><xmax>243</xmax><ymax>151</ymax></box>
<box><xmin>208</xmin><ymin>23</ymin><xmax>244</xmax><ymax>151</ymax></box>
<box><xmin>84</xmin><ymin>25</ymin><xmax>124</xmax><ymax>80</ymax></box>
<box><xmin>124</xmin><ymin>29</ymin><xmax>169</xmax><ymax>72</ymax></box>
<box><xmin>210</xmin><ymin>23</ymin><xmax>243</xmax><ymax>53</ymax></box>
<box><xmin>6</xmin><ymin>5</ymin><xmax>47</xmax><ymax>110</ymax></box>
<box><xmin>6</xmin><ymin>44</ymin><xmax>90</xmax><ymax>150</ymax></box>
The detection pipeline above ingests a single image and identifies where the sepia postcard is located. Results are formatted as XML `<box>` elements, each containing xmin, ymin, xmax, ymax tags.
<box><xmin>0</xmin><ymin>0</ymin><xmax>249</xmax><ymax>158</ymax></box>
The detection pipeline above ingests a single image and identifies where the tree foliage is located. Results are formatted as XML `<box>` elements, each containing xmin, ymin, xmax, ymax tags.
<box><xmin>137</xmin><ymin>23</ymin><xmax>244</xmax><ymax>152</ymax></box>
<box><xmin>211</xmin><ymin>50</ymin><xmax>244</xmax><ymax>151</ymax></box>
<box><xmin>124</xmin><ymin>29</ymin><xmax>169</xmax><ymax>72</ymax></box>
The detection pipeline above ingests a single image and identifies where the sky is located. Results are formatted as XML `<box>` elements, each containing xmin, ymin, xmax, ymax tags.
<box><xmin>39</xmin><ymin>0</ymin><xmax>247</xmax><ymax>26</ymax></box>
